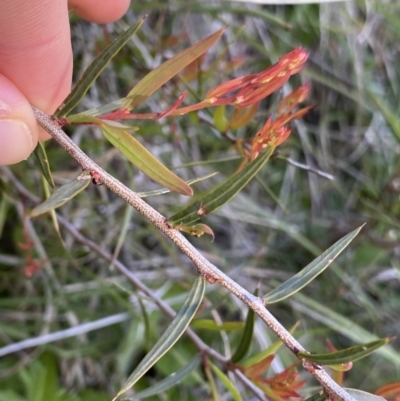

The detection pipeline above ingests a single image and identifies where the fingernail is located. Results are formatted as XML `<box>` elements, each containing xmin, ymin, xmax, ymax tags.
<box><xmin>0</xmin><ymin>119</ymin><xmax>36</xmax><ymax>165</ymax></box>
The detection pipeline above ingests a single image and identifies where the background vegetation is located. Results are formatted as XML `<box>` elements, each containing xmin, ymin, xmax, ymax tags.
<box><xmin>1</xmin><ymin>0</ymin><xmax>399</xmax><ymax>400</ymax></box>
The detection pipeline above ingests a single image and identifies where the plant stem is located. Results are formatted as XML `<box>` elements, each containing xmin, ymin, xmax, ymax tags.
<box><xmin>32</xmin><ymin>106</ymin><xmax>356</xmax><ymax>401</ymax></box>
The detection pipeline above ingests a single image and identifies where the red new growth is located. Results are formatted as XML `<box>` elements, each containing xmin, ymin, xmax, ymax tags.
<box><xmin>241</xmin><ymin>354</ymin><xmax>306</xmax><ymax>399</ymax></box>
<box><xmin>96</xmin><ymin>47</ymin><xmax>309</xmax><ymax>135</ymax></box>
<box><xmin>250</xmin><ymin>84</ymin><xmax>311</xmax><ymax>159</ymax></box>
<box><xmin>206</xmin><ymin>47</ymin><xmax>308</xmax><ymax>108</ymax></box>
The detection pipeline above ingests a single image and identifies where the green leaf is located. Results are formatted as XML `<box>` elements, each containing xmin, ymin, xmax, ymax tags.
<box><xmin>231</xmin><ymin>302</ymin><xmax>256</xmax><ymax>363</ymax></box>
<box><xmin>33</xmin><ymin>141</ymin><xmax>55</xmax><ymax>188</ymax></box>
<box><xmin>190</xmin><ymin>319</ymin><xmax>244</xmax><ymax>331</ymax></box>
<box><xmin>30</xmin><ymin>172</ymin><xmax>91</xmax><ymax>217</ymax></box>
<box><xmin>168</xmin><ymin>146</ymin><xmax>275</xmax><ymax>227</ymax></box>
<box><xmin>263</xmin><ymin>225</ymin><xmax>364</xmax><ymax>304</ymax></box>
<box><xmin>297</xmin><ymin>338</ymin><xmax>392</xmax><ymax>365</ymax></box>
<box><xmin>55</xmin><ymin>17</ymin><xmax>145</xmax><ymax>117</ymax></box>
<box><xmin>123</xmin><ymin>28</ymin><xmax>225</xmax><ymax>111</ymax></box>
<box><xmin>108</xmin><ymin>204</ymin><xmax>134</xmax><ymax>271</ymax></box>
<box><xmin>101</xmin><ymin>125</ymin><xmax>193</xmax><ymax>196</ymax></box>
<box><xmin>113</xmin><ymin>276</ymin><xmax>206</xmax><ymax>400</ymax></box>
<box><xmin>204</xmin><ymin>362</ymin><xmax>220</xmax><ymax>401</ymax></box>
<box><xmin>209</xmin><ymin>361</ymin><xmax>243</xmax><ymax>401</ymax></box>
<box><xmin>42</xmin><ymin>175</ymin><xmax>61</xmax><ymax>236</ymax></box>
<box><xmin>137</xmin><ymin>295</ymin><xmax>152</xmax><ymax>351</ymax></box>
<box><xmin>242</xmin><ymin>321</ymin><xmax>300</xmax><ymax>368</ymax></box>
<box><xmin>293</xmin><ymin>292</ymin><xmax>400</xmax><ymax>365</ymax></box>
<box><xmin>124</xmin><ymin>356</ymin><xmax>200</xmax><ymax>400</ymax></box>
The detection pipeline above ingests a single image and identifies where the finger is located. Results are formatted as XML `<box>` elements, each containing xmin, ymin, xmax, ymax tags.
<box><xmin>69</xmin><ymin>0</ymin><xmax>131</xmax><ymax>23</ymax></box>
<box><xmin>0</xmin><ymin>74</ymin><xmax>38</xmax><ymax>165</ymax></box>
<box><xmin>0</xmin><ymin>0</ymin><xmax>73</xmax><ymax>146</ymax></box>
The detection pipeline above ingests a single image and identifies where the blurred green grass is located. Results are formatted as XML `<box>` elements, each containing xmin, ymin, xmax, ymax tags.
<box><xmin>1</xmin><ymin>1</ymin><xmax>400</xmax><ymax>399</ymax></box>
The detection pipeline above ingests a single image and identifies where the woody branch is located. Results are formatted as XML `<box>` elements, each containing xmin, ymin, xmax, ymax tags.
<box><xmin>32</xmin><ymin>106</ymin><xmax>356</xmax><ymax>401</ymax></box>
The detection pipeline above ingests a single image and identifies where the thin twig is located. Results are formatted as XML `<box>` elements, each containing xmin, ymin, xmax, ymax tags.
<box><xmin>32</xmin><ymin>106</ymin><xmax>357</xmax><ymax>401</ymax></box>
<box><xmin>281</xmin><ymin>156</ymin><xmax>335</xmax><ymax>180</ymax></box>
<box><xmin>0</xmin><ymin>313</ymin><xmax>130</xmax><ymax>358</ymax></box>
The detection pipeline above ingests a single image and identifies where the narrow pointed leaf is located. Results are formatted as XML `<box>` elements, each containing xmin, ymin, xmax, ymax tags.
<box><xmin>137</xmin><ymin>296</ymin><xmax>152</xmax><ymax>351</ymax></box>
<box><xmin>204</xmin><ymin>363</ymin><xmax>220</xmax><ymax>401</ymax></box>
<box><xmin>297</xmin><ymin>338</ymin><xmax>392</xmax><ymax>366</ymax></box>
<box><xmin>55</xmin><ymin>17</ymin><xmax>145</xmax><ymax>117</ymax></box>
<box><xmin>242</xmin><ymin>321</ymin><xmax>300</xmax><ymax>368</ymax></box>
<box><xmin>168</xmin><ymin>146</ymin><xmax>275</xmax><ymax>227</ymax></box>
<box><xmin>263</xmin><ymin>225</ymin><xmax>364</xmax><ymax>304</ymax></box>
<box><xmin>33</xmin><ymin>142</ymin><xmax>55</xmax><ymax>188</ymax></box>
<box><xmin>123</xmin><ymin>28</ymin><xmax>225</xmax><ymax>111</ymax></box>
<box><xmin>209</xmin><ymin>361</ymin><xmax>243</xmax><ymax>401</ymax></box>
<box><xmin>114</xmin><ymin>276</ymin><xmax>206</xmax><ymax>400</ymax></box>
<box><xmin>231</xmin><ymin>301</ymin><xmax>256</xmax><ymax>363</ymax></box>
<box><xmin>293</xmin><ymin>292</ymin><xmax>400</xmax><ymax>365</ymax></box>
<box><xmin>190</xmin><ymin>319</ymin><xmax>244</xmax><ymax>331</ymax></box>
<box><xmin>101</xmin><ymin>125</ymin><xmax>193</xmax><ymax>196</ymax></box>
<box><xmin>108</xmin><ymin>204</ymin><xmax>134</xmax><ymax>272</ymax></box>
<box><xmin>124</xmin><ymin>355</ymin><xmax>200</xmax><ymax>400</ymax></box>
<box><xmin>42</xmin><ymin>176</ymin><xmax>61</xmax><ymax>237</ymax></box>
<box><xmin>30</xmin><ymin>173</ymin><xmax>91</xmax><ymax>217</ymax></box>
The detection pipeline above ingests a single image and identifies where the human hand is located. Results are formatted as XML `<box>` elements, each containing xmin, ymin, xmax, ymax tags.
<box><xmin>0</xmin><ymin>0</ymin><xmax>131</xmax><ymax>165</ymax></box>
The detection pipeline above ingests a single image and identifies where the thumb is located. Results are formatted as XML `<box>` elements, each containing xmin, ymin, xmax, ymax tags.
<box><xmin>0</xmin><ymin>0</ymin><xmax>72</xmax><ymax>166</ymax></box>
<box><xmin>0</xmin><ymin>74</ymin><xmax>38</xmax><ymax>165</ymax></box>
